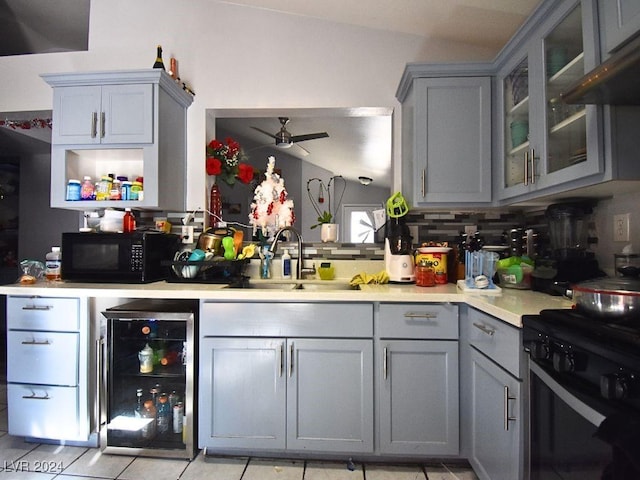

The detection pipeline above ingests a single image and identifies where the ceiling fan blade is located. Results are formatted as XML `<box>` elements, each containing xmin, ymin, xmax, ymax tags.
<box><xmin>290</xmin><ymin>132</ymin><xmax>329</xmax><ymax>143</ymax></box>
<box><xmin>251</xmin><ymin>126</ymin><xmax>278</xmax><ymax>139</ymax></box>
<box><xmin>294</xmin><ymin>143</ymin><xmax>310</xmax><ymax>156</ymax></box>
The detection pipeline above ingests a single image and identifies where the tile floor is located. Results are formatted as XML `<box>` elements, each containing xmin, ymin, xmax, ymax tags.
<box><xmin>0</xmin><ymin>362</ymin><xmax>478</xmax><ymax>480</ymax></box>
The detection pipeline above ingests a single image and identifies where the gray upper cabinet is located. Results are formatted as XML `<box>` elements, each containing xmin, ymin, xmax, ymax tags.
<box><xmin>377</xmin><ymin>303</ymin><xmax>459</xmax><ymax>456</ymax></box>
<box><xmin>496</xmin><ymin>0</ymin><xmax>603</xmax><ymax>202</ymax></box>
<box><xmin>51</xmin><ymin>84</ymin><xmax>154</xmax><ymax>145</ymax></box>
<box><xmin>397</xmin><ymin>70</ymin><xmax>492</xmax><ymax>206</ymax></box>
<box><xmin>598</xmin><ymin>0</ymin><xmax>640</xmax><ymax>53</ymax></box>
<box><xmin>42</xmin><ymin>70</ymin><xmax>193</xmax><ymax>211</ymax></box>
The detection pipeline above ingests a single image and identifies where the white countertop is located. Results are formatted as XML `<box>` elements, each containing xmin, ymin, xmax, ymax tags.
<box><xmin>0</xmin><ymin>278</ymin><xmax>573</xmax><ymax>328</ymax></box>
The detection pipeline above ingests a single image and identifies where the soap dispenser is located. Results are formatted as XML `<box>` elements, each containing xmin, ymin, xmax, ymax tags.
<box><xmin>281</xmin><ymin>249</ymin><xmax>292</xmax><ymax>279</ymax></box>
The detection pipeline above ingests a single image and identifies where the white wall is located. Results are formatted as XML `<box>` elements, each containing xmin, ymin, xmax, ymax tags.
<box><xmin>0</xmin><ymin>0</ymin><xmax>495</xmax><ymax>212</ymax></box>
<box><xmin>591</xmin><ymin>191</ymin><xmax>640</xmax><ymax>275</ymax></box>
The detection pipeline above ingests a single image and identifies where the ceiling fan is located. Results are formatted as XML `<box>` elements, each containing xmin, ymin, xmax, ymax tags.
<box><xmin>251</xmin><ymin>117</ymin><xmax>329</xmax><ymax>155</ymax></box>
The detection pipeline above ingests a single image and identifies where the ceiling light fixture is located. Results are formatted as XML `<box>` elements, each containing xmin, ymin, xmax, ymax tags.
<box><xmin>359</xmin><ymin>176</ymin><xmax>373</xmax><ymax>186</ymax></box>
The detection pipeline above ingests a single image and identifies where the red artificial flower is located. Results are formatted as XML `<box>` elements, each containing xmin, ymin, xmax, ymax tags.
<box><xmin>206</xmin><ymin>157</ymin><xmax>222</xmax><ymax>176</ymax></box>
<box><xmin>208</xmin><ymin>139</ymin><xmax>224</xmax><ymax>151</ymax></box>
<box><xmin>237</xmin><ymin>163</ymin><xmax>254</xmax><ymax>184</ymax></box>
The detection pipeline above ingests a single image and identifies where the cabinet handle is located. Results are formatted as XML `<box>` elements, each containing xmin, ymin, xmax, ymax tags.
<box><xmin>523</xmin><ymin>150</ymin><xmax>529</xmax><ymax>186</ymax></box>
<box><xmin>21</xmin><ymin>339</ymin><xmax>51</xmax><ymax>345</ymax></box>
<box><xmin>96</xmin><ymin>337</ymin><xmax>104</xmax><ymax>428</ymax></box>
<box><xmin>529</xmin><ymin>148</ymin><xmax>536</xmax><ymax>184</ymax></box>
<box><xmin>22</xmin><ymin>392</ymin><xmax>50</xmax><ymax>400</ymax></box>
<box><xmin>22</xmin><ymin>305</ymin><xmax>52</xmax><ymax>311</ymax></box>
<box><xmin>421</xmin><ymin>169</ymin><xmax>426</xmax><ymax>198</ymax></box>
<box><xmin>91</xmin><ymin>112</ymin><xmax>97</xmax><ymax>138</ymax></box>
<box><xmin>383</xmin><ymin>347</ymin><xmax>388</xmax><ymax>380</ymax></box>
<box><xmin>403</xmin><ymin>312</ymin><xmax>437</xmax><ymax>319</ymax></box>
<box><xmin>504</xmin><ymin>386</ymin><xmax>517</xmax><ymax>430</ymax></box>
<box><xmin>279</xmin><ymin>342</ymin><xmax>284</xmax><ymax>377</ymax></box>
<box><xmin>288</xmin><ymin>342</ymin><xmax>294</xmax><ymax>378</ymax></box>
<box><xmin>472</xmin><ymin>322</ymin><xmax>495</xmax><ymax>336</ymax></box>
<box><xmin>100</xmin><ymin>112</ymin><xmax>105</xmax><ymax>138</ymax></box>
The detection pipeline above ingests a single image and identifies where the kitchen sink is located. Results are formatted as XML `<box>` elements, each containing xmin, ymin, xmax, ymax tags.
<box><xmin>226</xmin><ymin>281</ymin><xmax>356</xmax><ymax>291</ymax></box>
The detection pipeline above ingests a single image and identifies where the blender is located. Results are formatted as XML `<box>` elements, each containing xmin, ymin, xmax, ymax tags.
<box><xmin>384</xmin><ymin>192</ymin><xmax>415</xmax><ymax>283</ymax></box>
<box><xmin>532</xmin><ymin>202</ymin><xmax>603</xmax><ymax>293</ymax></box>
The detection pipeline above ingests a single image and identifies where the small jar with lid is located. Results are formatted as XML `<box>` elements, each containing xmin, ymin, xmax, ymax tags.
<box><xmin>66</xmin><ymin>179</ymin><xmax>81</xmax><ymax>201</ymax></box>
<box><xmin>415</xmin><ymin>259</ymin><xmax>436</xmax><ymax>287</ymax></box>
<box><xmin>96</xmin><ymin>175</ymin><xmax>112</xmax><ymax>201</ymax></box>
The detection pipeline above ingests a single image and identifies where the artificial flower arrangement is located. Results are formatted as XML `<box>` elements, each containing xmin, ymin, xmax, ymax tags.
<box><xmin>206</xmin><ymin>137</ymin><xmax>254</xmax><ymax>186</ymax></box>
<box><xmin>249</xmin><ymin>156</ymin><xmax>295</xmax><ymax>240</ymax></box>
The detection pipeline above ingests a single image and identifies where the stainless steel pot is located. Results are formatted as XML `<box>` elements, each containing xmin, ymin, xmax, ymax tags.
<box><xmin>570</xmin><ymin>275</ymin><xmax>640</xmax><ymax>319</ymax></box>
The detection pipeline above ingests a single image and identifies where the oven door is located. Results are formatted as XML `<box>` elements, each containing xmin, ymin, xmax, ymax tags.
<box><xmin>529</xmin><ymin>360</ymin><xmax>611</xmax><ymax>480</ymax></box>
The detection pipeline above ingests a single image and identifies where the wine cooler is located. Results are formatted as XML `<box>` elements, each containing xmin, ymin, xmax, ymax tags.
<box><xmin>100</xmin><ymin>299</ymin><xmax>197</xmax><ymax>459</ymax></box>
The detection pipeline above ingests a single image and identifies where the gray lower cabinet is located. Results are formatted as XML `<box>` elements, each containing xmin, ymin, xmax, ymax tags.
<box><xmin>6</xmin><ymin>295</ymin><xmax>96</xmax><ymax>445</ymax></box>
<box><xmin>378</xmin><ymin>303</ymin><xmax>459</xmax><ymax>456</ymax></box>
<box><xmin>198</xmin><ymin>301</ymin><xmax>374</xmax><ymax>454</ymax></box>
<box><xmin>470</xmin><ymin>348</ymin><xmax>522</xmax><ymax>480</ymax></box>
<box><xmin>462</xmin><ymin>307</ymin><xmax>526</xmax><ymax>480</ymax></box>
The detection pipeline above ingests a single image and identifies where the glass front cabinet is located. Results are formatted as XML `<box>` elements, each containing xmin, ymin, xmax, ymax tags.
<box><xmin>497</xmin><ymin>0</ymin><xmax>602</xmax><ymax>201</ymax></box>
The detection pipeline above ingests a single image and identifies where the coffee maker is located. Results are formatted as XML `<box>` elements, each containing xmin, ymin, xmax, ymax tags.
<box><xmin>532</xmin><ymin>202</ymin><xmax>604</xmax><ymax>293</ymax></box>
<box><xmin>384</xmin><ymin>192</ymin><xmax>415</xmax><ymax>283</ymax></box>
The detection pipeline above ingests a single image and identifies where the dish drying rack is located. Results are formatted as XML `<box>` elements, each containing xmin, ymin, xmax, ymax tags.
<box><xmin>456</xmin><ymin>250</ymin><xmax>502</xmax><ymax>294</ymax></box>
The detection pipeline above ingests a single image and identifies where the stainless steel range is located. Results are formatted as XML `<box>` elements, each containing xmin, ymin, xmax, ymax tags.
<box><xmin>523</xmin><ymin>309</ymin><xmax>640</xmax><ymax>479</ymax></box>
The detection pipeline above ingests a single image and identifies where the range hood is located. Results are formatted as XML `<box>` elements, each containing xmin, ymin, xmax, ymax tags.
<box><xmin>561</xmin><ymin>34</ymin><xmax>640</xmax><ymax>105</ymax></box>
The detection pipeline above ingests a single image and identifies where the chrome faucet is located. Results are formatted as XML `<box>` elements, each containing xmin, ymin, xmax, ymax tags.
<box><xmin>269</xmin><ymin>226</ymin><xmax>315</xmax><ymax>280</ymax></box>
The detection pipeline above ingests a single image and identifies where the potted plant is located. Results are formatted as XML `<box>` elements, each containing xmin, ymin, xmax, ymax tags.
<box><xmin>307</xmin><ymin>176</ymin><xmax>346</xmax><ymax>242</ymax></box>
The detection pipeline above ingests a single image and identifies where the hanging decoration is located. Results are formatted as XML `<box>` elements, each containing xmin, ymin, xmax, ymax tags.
<box><xmin>0</xmin><ymin>118</ymin><xmax>52</xmax><ymax>130</ymax></box>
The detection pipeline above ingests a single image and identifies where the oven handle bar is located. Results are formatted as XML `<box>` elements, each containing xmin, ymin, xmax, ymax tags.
<box><xmin>530</xmin><ymin>361</ymin><xmax>606</xmax><ymax>427</ymax></box>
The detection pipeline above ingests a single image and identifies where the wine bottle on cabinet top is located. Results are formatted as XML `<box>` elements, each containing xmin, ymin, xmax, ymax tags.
<box><xmin>153</xmin><ymin>45</ymin><xmax>165</xmax><ymax>70</ymax></box>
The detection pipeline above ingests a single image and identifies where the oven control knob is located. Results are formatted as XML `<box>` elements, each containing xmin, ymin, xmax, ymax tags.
<box><xmin>528</xmin><ymin>341</ymin><xmax>551</xmax><ymax>360</ymax></box>
<box><xmin>600</xmin><ymin>373</ymin><xmax>629</xmax><ymax>400</ymax></box>
<box><xmin>553</xmin><ymin>351</ymin><xmax>575</xmax><ymax>373</ymax></box>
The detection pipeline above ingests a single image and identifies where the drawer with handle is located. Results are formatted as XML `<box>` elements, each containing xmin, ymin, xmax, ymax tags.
<box><xmin>7</xmin><ymin>331</ymin><xmax>79</xmax><ymax>386</ymax></box>
<box><xmin>467</xmin><ymin>307</ymin><xmax>522</xmax><ymax>378</ymax></box>
<box><xmin>8</xmin><ymin>384</ymin><xmax>82</xmax><ymax>439</ymax></box>
<box><xmin>379</xmin><ymin>303</ymin><xmax>458</xmax><ymax>339</ymax></box>
<box><xmin>7</xmin><ymin>296</ymin><xmax>80</xmax><ymax>331</ymax></box>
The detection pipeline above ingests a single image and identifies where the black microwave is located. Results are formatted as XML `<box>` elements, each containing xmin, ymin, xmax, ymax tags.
<box><xmin>62</xmin><ymin>232</ymin><xmax>181</xmax><ymax>283</ymax></box>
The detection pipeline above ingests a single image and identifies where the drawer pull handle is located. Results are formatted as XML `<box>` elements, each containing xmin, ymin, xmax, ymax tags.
<box><xmin>473</xmin><ymin>322</ymin><xmax>495</xmax><ymax>336</ymax></box>
<box><xmin>22</xmin><ymin>393</ymin><xmax>50</xmax><ymax>400</ymax></box>
<box><xmin>21</xmin><ymin>340</ymin><xmax>51</xmax><ymax>345</ymax></box>
<box><xmin>504</xmin><ymin>386</ymin><xmax>517</xmax><ymax>430</ymax></box>
<box><xmin>404</xmin><ymin>312</ymin><xmax>438</xmax><ymax>319</ymax></box>
<box><xmin>22</xmin><ymin>305</ymin><xmax>53</xmax><ymax>311</ymax></box>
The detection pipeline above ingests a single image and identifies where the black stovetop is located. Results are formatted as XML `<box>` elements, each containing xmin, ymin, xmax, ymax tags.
<box><xmin>523</xmin><ymin>309</ymin><xmax>640</xmax><ymax>371</ymax></box>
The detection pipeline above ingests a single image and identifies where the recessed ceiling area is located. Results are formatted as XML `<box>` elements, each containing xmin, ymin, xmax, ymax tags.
<box><xmin>214</xmin><ymin>108</ymin><xmax>393</xmax><ymax>188</ymax></box>
<box><xmin>0</xmin><ymin>0</ymin><xmax>90</xmax><ymax>57</ymax></box>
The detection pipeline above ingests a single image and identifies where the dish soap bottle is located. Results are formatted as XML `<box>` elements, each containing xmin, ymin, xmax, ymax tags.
<box><xmin>281</xmin><ymin>249</ymin><xmax>292</xmax><ymax>279</ymax></box>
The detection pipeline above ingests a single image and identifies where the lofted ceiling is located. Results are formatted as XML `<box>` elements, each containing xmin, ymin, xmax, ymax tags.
<box><xmin>1</xmin><ymin>0</ymin><xmax>542</xmax><ymax>187</ymax></box>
